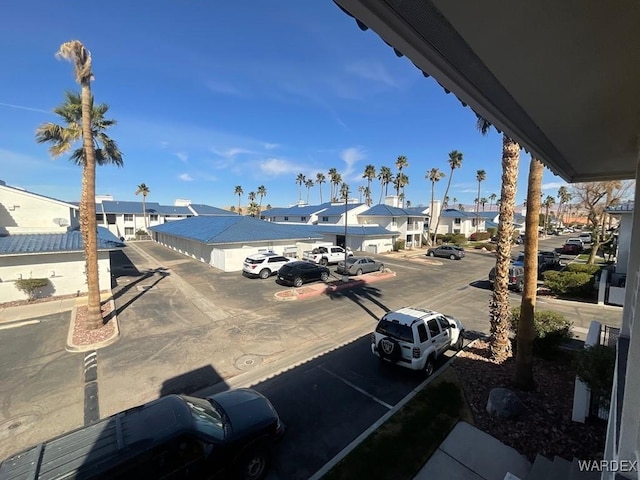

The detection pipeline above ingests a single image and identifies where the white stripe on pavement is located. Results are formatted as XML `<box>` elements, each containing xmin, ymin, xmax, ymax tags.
<box><xmin>318</xmin><ymin>366</ymin><xmax>393</xmax><ymax>410</ymax></box>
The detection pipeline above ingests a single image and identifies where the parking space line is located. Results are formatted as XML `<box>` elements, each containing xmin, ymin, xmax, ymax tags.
<box><xmin>318</xmin><ymin>366</ymin><xmax>393</xmax><ymax>410</ymax></box>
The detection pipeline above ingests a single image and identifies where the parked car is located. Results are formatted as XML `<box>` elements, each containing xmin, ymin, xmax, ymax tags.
<box><xmin>488</xmin><ymin>265</ymin><xmax>525</xmax><ymax>292</ymax></box>
<box><xmin>579</xmin><ymin>232</ymin><xmax>593</xmax><ymax>244</ymax></box>
<box><xmin>336</xmin><ymin>256</ymin><xmax>385</xmax><ymax>276</ymax></box>
<box><xmin>302</xmin><ymin>245</ymin><xmax>353</xmax><ymax>265</ymax></box>
<box><xmin>243</xmin><ymin>253</ymin><xmax>292</xmax><ymax>279</ymax></box>
<box><xmin>0</xmin><ymin>389</ymin><xmax>285</xmax><ymax>480</ymax></box>
<box><xmin>426</xmin><ymin>245</ymin><xmax>465</xmax><ymax>260</ymax></box>
<box><xmin>276</xmin><ymin>261</ymin><xmax>330</xmax><ymax>287</ymax></box>
<box><xmin>561</xmin><ymin>242</ymin><xmax>582</xmax><ymax>254</ymax></box>
<box><xmin>371</xmin><ymin>307</ymin><xmax>465</xmax><ymax>377</ymax></box>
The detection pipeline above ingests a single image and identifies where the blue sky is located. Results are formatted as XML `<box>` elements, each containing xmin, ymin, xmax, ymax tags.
<box><xmin>0</xmin><ymin>1</ymin><xmax>566</xmax><ymax>210</ymax></box>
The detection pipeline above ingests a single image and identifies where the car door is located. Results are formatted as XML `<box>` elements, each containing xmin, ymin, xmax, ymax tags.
<box><xmin>269</xmin><ymin>256</ymin><xmax>288</xmax><ymax>273</ymax></box>
<box><xmin>427</xmin><ymin>317</ymin><xmax>448</xmax><ymax>354</ymax></box>
<box><xmin>437</xmin><ymin>316</ymin><xmax>454</xmax><ymax>350</ymax></box>
<box><xmin>364</xmin><ymin>258</ymin><xmax>376</xmax><ymax>273</ymax></box>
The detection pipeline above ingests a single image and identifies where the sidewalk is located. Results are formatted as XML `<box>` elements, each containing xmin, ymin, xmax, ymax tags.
<box><xmin>0</xmin><ymin>297</ymin><xmax>78</xmax><ymax>325</ymax></box>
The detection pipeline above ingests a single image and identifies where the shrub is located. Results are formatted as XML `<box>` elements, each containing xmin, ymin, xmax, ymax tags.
<box><xmin>510</xmin><ymin>309</ymin><xmax>573</xmax><ymax>358</ymax></box>
<box><xmin>543</xmin><ymin>271</ymin><xmax>595</xmax><ymax>298</ymax></box>
<box><xmin>566</xmin><ymin>263</ymin><xmax>601</xmax><ymax>275</ymax></box>
<box><xmin>15</xmin><ymin>278</ymin><xmax>51</xmax><ymax>301</ymax></box>
<box><xmin>574</xmin><ymin>345</ymin><xmax>615</xmax><ymax>407</ymax></box>
<box><xmin>393</xmin><ymin>239</ymin><xmax>406</xmax><ymax>251</ymax></box>
<box><xmin>487</xmin><ymin>227</ymin><xmax>497</xmax><ymax>237</ymax></box>
<box><xmin>483</xmin><ymin>243</ymin><xmax>497</xmax><ymax>251</ymax></box>
<box><xmin>469</xmin><ymin>231</ymin><xmax>491</xmax><ymax>241</ymax></box>
<box><xmin>437</xmin><ymin>233</ymin><xmax>467</xmax><ymax>246</ymax></box>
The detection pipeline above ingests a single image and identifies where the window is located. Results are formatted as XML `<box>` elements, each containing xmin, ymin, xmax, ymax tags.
<box><xmin>124</xmin><ymin>214</ymin><xmax>134</xmax><ymax>221</ymax></box>
<box><xmin>453</xmin><ymin>229</ymin><xmax>461</xmax><ymax>234</ymax></box>
<box><xmin>268</xmin><ymin>256</ymin><xmax>287</xmax><ymax>263</ymax></box>
<box><xmin>437</xmin><ymin>316</ymin><xmax>451</xmax><ymax>331</ymax></box>
<box><xmin>124</xmin><ymin>227</ymin><xmax>134</xmax><ymax>236</ymax></box>
<box><xmin>376</xmin><ymin>319</ymin><xmax>414</xmax><ymax>343</ymax></box>
<box><xmin>454</xmin><ymin>218</ymin><xmax>461</xmax><ymax>225</ymax></box>
<box><xmin>391</xmin><ymin>217</ymin><xmax>397</xmax><ymax>227</ymax></box>
<box><xmin>301</xmin><ymin>216</ymin><xmax>307</xmax><ymax>222</ymax></box>
<box><xmin>417</xmin><ymin>323</ymin><xmax>429</xmax><ymax>343</ymax></box>
<box><xmin>149</xmin><ymin>214</ymin><xmax>158</xmax><ymax>221</ymax></box>
<box><xmin>284</xmin><ymin>216</ymin><xmax>289</xmax><ymax>221</ymax></box>
<box><xmin>472</xmin><ymin>219</ymin><xmax>477</xmax><ymax>227</ymax></box>
<box><xmin>322</xmin><ymin>216</ymin><xmax>329</xmax><ymax>222</ymax></box>
<box><xmin>427</xmin><ymin>319</ymin><xmax>441</xmax><ymax>338</ymax></box>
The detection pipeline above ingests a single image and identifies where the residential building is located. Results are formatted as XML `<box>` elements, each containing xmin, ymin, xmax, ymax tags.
<box><xmin>437</xmin><ymin>209</ymin><xmax>486</xmax><ymax>236</ymax></box>
<box><xmin>264</xmin><ymin>201</ymin><xmax>368</xmax><ymax>225</ymax></box>
<box><xmin>334</xmin><ymin>2</ymin><xmax>639</xmax><ymax>478</ymax></box>
<box><xmin>358</xmin><ymin>202</ymin><xmax>425</xmax><ymax>248</ymax></box>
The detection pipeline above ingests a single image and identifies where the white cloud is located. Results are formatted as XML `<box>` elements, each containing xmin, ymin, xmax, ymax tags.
<box><xmin>542</xmin><ymin>182</ymin><xmax>567</xmax><ymax>191</ymax></box>
<box><xmin>175</xmin><ymin>152</ymin><xmax>188</xmax><ymax>162</ymax></box>
<box><xmin>205</xmin><ymin>80</ymin><xmax>244</xmax><ymax>97</ymax></box>
<box><xmin>340</xmin><ymin>147</ymin><xmax>366</xmax><ymax>180</ymax></box>
<box><xmin>346</xmin><ymin>61</ymin><xmax>398</xmax><ymax>87</ymax></box>
<box><xmin>259</xmin><ymin>158</ymin><xmax>301</xmax><ymax>177</ymax></box>
<box><xmin>211</xmin><ymin>147</ymin><xmax>256</xmax><ymax>158</ymax></box>
<box><xmin>178</xmin><ymin>173</ymin><xmax>193</xmax><ymax>181</ymax></box>
<box><xmin>160</xmin><ymin>141</ymin><xmax>169</xmax><ymax>149</ymax></box>
<box><xmin>264</xmin><ymin>143</ymin><xmax>279</xmax><ymax>150</ymax></box>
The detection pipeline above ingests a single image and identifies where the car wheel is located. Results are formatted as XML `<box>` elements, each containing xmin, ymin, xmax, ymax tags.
<box><xmin>377</xmin><ymin>337</ymin><xmax>401</xmax><ymax>363</ymax></box>
<box><xmin>429</xmin><ymin>251</ymin><xmax>435</xmax><ymax>257</ymax></box>
<box><xmin>237</xmin><ymin>445</ymin><xmax>269</xmax><ymax>480</ymax></box>
<box><xmin>320</xmin><ymin>258</ymin><xmax>328</xmax><ymax>266</ymax></box>
<box><xmin>450</xmin><ymin>254</ymin><xmax>456</xmax><ymax>260</ymax></box>
<box><xmin>454</xmin><ymin>333</ymin><xmax>464</xmax><ymax>351</ymax></box>
<box><xmin>293</xmin><ymin>277</ymin><xmax>303</xmax><ymax>288</ymax></box>
<box><xmin>378</xmin><ymin>264</ymin><xmax>384</xmax><ymax>271</ymax></box>
<box><xmin>259</xmin><ymin>269</ymin><xmax>270</xmax><ymax>279</ymax></box>
<box><xmin>356</xmin><ymin>268</ymin><xmax>363</xmax><ymax>276</ymax></box>
<box><xmin>424</xmin><ymin>356</ymin><xmax>435</xmax><ymax>377</ymax></box>
<box><xmin>320</xmin><ymin>271</ymin><xmax>329</xmax><ymax>282</ymax></box>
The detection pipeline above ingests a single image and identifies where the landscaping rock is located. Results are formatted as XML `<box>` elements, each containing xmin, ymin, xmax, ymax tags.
<box><xmin>486</xmin><ymin>387</ymin><xmax>525</xmax><ymax>419</ymax></box>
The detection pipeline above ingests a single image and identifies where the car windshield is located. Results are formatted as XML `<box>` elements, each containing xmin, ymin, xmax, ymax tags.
<box><xmin>183</xmin><ymin>396</ymin><xmax>227</xmax><ymax>440</ymax></box>
<box><xmin>376</xmin><ymin>319</ymin><xmax>414</xmax><ymax>343</ymax></box>
<box><xmin>346</xmin><ymin>257</ymin><xmax>358</xmax><ymax>264</ymax></box>
<box><xmin>245</xmin><ymin>258</ymin><xmax>262</xmax><ymax>264</ymax></box>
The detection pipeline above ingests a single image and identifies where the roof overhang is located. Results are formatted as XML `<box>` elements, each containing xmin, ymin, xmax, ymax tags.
<box><xmin>334</xmin><ymin>0</ymin><xmax>640</xmax><ymax>182</ymax></box>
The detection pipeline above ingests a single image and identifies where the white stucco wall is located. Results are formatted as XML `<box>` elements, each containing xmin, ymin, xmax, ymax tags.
<box><xmin>0</xmin><ymin>186</ymin><xmax>79</xmax><ymax>234</ymax></box>
<box><xmin>615</xmin><ymin>212</ymin><xmax>633</xmax><ymax>275</ymax></box>
<box><xmin>0</xmin><ymin>251</ymin><xmax>111</xmax><ymax>302</ymax></box>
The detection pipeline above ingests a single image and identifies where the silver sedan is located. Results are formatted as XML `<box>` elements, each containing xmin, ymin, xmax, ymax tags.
<box><xmin>336</xmin><ymin>256</ymin><xmax>385</xmax><ymax>276</ymax></box>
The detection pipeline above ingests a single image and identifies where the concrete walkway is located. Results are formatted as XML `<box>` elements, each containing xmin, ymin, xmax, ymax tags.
<box><xmin>0</xmin><ymin>297</ymin><xmax>77</xmax><ymax>325</ymax></box>
<box><xmin>415</xmin><ymin>422</ymin><xmax>532</xmax><ymax>480</ymax></box>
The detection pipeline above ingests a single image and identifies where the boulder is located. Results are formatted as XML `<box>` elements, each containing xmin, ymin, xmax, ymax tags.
<box><xmin>486</xmin><ymin>387</ymin><xmax>525</xmax><ymax>419</ymax></box>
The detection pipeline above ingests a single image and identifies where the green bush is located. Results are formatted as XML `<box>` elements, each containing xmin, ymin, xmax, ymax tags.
<box><xmin>566</xmin><ymin>263</ymin><xmax>601</xmax><ymax>275</ymax></box>
<box><xmin>393</xmin><ymin>239</ymin><xmax>406</xmax><ymax>251</ymax></box>
<box><xmin>487</xmin><ymin>227</ymin><xmax>497</xmax><ymax>237</ymax></box>
<box><xmin>436</xmin><ymin>233</ymin><xmax>467</xmax><ymax>246</ymax></box>
<box><xmin>469</xmin><ymin>231</ymin><xmax>491</xmax><ymax>241</ymax></box>
<box><xmin>15</xmin><ymin>278</ymin><xmax>51</xmax><ymax>301</ymax></box>
<box><xmin>574</xmin><ymin>345</ymin><xmax>615</xmax><ymax>406</ymax></box>
<box><xmin>511</xmin><ymin>309</ymin><xmax>573</xmax><ymax>357</ymax></box>
<box><xmin>543</xmin><ymin>271</ymin><xmax>595</xmax><ymax>298</ymax></box>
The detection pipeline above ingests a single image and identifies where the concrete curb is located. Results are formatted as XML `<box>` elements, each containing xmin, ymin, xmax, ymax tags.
<box><xmin>273</xmin><ymin>270</ymin><xmax>397</xmax><ymax>301</ymax></box>
<box><xmin>66</xmin><ymin>297</ymin><xmax>120</xmax><ymax>353</ymax></box>
<box><xmin>307</xmin><ymin>338</ymin><xmax>480</xmax><ymax>480</ymax></box>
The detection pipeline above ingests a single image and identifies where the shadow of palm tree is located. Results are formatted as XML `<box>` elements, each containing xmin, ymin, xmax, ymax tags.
<box><xmin>104</xmin><ymin>267</ymin><xmax>170</xmax><ymax>321</ymax></box>
<box><xmin>324</xmin><ymin>281</ymin><xmax>390</xmax><ymax>321</ymax></box>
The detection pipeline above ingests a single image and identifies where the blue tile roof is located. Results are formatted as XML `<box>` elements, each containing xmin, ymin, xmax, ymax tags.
<box><xmin>320</xmin><ymin>203</ymin><xmax>365</xmax><ymax>216</ymax></box>
<box><xmin>360</xmin><ymin>204</ymin><xmax>411</xmax><ymax>216</ymax></box>
<box><xmin>99</xmin><ymin>201</ymin><xmax>162</xmax><ymax>214</ymax></box>
<box><xmin>309</xmin><ymin>225</ymin><xmax>397</xmax><ymax>236</ymax></box>
<box><xmin>265</xmin><ymin>203</ymin><xmax>332</xmax><ymax>216</ymax></box>
<box><xmin>404</xmin><ymin>207</ymin><xmax>429</xmax><ymax>215</ymax></box>
<box><xmin>440</xmin><ymin>209</ymin><xmax>475</xmax><ymax>218</ymax></box>
<box><xmin>0</xmin><ymin>227</ymin><xmax>125</xmax><ymax>255</ymax></box>
<box><xmin>155</xmin><ymin>205</ymin><xmax>192</xmax><ymax>215</ymax></box>
<box><xmin>189</xmin><ymin>204</ymin><xmax>234</xmax><ymax>215</ymax></box>
<box><xmin>149</xmin><ymin>216</ymin><xmax>323</xmax><ymax>244</ymax></box>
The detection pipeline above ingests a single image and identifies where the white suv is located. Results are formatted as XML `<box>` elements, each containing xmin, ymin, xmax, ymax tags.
<box><xmin>242</xmin><ymin>253</ymin><xmax>292</xmax><ymax>279</ymax></box>
<box><xmin>371</xmin><ymin>307</ymin><xmax>465</xmax><ymax>376</ymax></box>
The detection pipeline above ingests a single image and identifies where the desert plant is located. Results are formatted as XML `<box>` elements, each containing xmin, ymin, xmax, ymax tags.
<box><xmin>436</xmin><ymin>233</ymin><xmax>467</xmax><ymax>246</ymax></box>
<box><xmin>566</xmin><ymin>263</ymin><xmax>601</xmax><ymax>275</ymax></box>
<box><xmin>393</xmin><ymin>239</ymin><xmax>406</xmax><ymax>251</ymax></box>
<box><xmin>543</xmin><ymin>271</ymin><xmax>595</xmax><ymax>298</ymax></box>
<box><xmin>469</xmin><ymin>231</ymin><xmax>491</xmax><ymax>241</ymax></box>
<box><xmin>510</xmin><ymin>309</ymin><xmax>573</xmax><ymax>358</ymax></box>
<box><xmin>487</xmin><ymin>227</ymin><xmax>497</xmax><ymax>237</ymax></box>
<box><xmin>15</xmin><ymin>278</ymin><xmax>51</xmax><ymax>301</ymax></box>
<box><xmin>574</xmin><ymin>345</ymin><xmax>615</xmax><ymax>407</ymax></box>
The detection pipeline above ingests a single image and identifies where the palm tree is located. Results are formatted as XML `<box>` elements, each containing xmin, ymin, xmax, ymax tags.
<box><xmin>557</xmin><ymin>186</ymin><xmax>570</xmax><ymax>226</ymax></box>
<box><xmin>363</xmin><ymin>186</ymin><xmax>371</xmax><ymax>206</ymax></box>
<box><xmin>378</xmin><ymin>166</ymin><xmax>393</xmax><ymax>203</ymax></box>
<box><xmin>480</xmin><ymin>197</ymin><xmax>488</xmax><ymax>211</ymax></box>
<box><xmin>135</xmin><ymin>183</ymin><xmax>150</xmax><ymax>229</ymax></box>
<box><xmin>339</xmin><ymin>182</ymin><xmax>350</xmax><ymax>201</ymax></box>
<box><xmin>234</xmin><ymin>185</ymin><xmax>243</xmax><ymax>213</ymax></box>
<box><xmin>543</xmin><ymin>195</ymin><xmax>555</xmax><ymax>235</ymax></box>
<box><xmin>426</xmin><ymin>168</ymin><xmax>446</xmax><ymax>245</ymax></box>
<box><xmin>316</xmin><ymin>173</ymin><xmax>326</xmax><ymax>203</ymax></box>
<box><xmin>458</xmin><ymin>203</ymin><xmax>465</xmax><ymax>211</ymax></box>
<box><xmin>513</xmin><ymin>156</ymin><xmax>543</xmax><ymax>390</ymax></box>
<box><xmin>475</xmin><ymin>169</ymin><xmax>487</xmax><ymax>232</ymax></box>
<box><xmin>257</xmin><ymin>185</ymin><xmax>267</xmax><ymax>217</ymax></box>
<box><xmin>443</xmin><ymin>195</ymin><xmax>449</xmax><ymax>208</ymax></box>
<box><xmin>394</xmin><ymin>173</ymin><xmax>409</xmax><ymax>201</ymax></box>
<box><xmin>452</xmin><ymin>197</ymin><xmax>458</xmax><ymax>206</ymax></box>
<box><xmin>394</xmin><ymin>155</ymin><xmax>409</xmax><ymax>196</ymax></box>
<box><xmin>248</xmin><ymin>191</ymin><xmax>256</xmax><ymax>204</ymax></box>
<box><xmin>431</xmin><ymin>150</ymin><xmax>463</xmax><ymax>245</ymax></box>
<box><xmin>362</xmin><ymin>164</ymin><xmax>376</xmax><ymax>206</ymax></box>
<box><xmin>357</xmin><ymin>185</ymin><xmax>364</xmax><ymax>203</ymax></box>
<box><xmin>296</xmin><ymin>173</ymin><xmax>306</xmax><ymax>202</ymax></box>
<box><xmin>332</xmin><ymin>173</ymin><xmax>343</xmax><ymax>202</ymax></box>
<box><xmin>36</xmin><ymin>41</ymin><xmax>123</xmax><ymax>331</ymax></box>
<box><xmin>477</xmin><ymin>116</ymin><xmax>520</xmax><ymax>363</ymax></box>
<box><xmin>328</xmin><ymin>168</ymin><xmax>338</xmax><ymax>201</ymax></box>
<box><xmin>247</xmin><ymin>202</ymin><xmax>259</xmax><ymax>217</ymax></box>
<box><xmin>305</xmin><ymin>179</ymin><xmax>314</xmax><ymax>204</ymax></box>
<box><xmin>489</xmin><ymin>193</ymin><xmax>498</xmax><ymax>212</ymax></box>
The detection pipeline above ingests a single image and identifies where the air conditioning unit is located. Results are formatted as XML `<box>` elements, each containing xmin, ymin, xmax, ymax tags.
<box><xmin>53</xmin><ymin>218</ymin><xmax>70</xmax><ymax>227</ymax></box>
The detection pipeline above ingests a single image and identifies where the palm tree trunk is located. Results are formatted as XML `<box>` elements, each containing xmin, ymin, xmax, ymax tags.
<box><xmin>80</xmin><ymin>82</ymin><xmax>103</xmax><ymax>330</ymax></box>
<box><xmin>476</xmin><ymin>182</ymin><xmax>481</xmax><ymax>233</ymax></box>
<box><xmin>142</xmin><ymin>197</ymin><xmax>147</xmax><ymax>229</ymax></box>
<box><xmin>429</xmin><ymin>182</ymin><xmax>435</xmax><ymax>246</ymax></box>
<box><xmin>489</xmin><ymin>135</ymin><xmax>520</xmax><ymax>362</ymax></box>
<box><xmin>319</xmin><ymin>185</ymin><xmax>323</xmax><ymax>203</ymax></box>
<box><xmin>431</xmin><ymin>173</ymin><xmax>454</xmax><ymax>245</ymax></box>
<box><xmin>513</xmin><ymin>156</ymin><xmax>543</xmax><ymax>389</ymax></box>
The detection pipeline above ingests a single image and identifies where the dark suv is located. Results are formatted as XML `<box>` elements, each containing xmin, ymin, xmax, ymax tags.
<box><xmin>0</xmin><ymin>389</ymin><xmax>285</xmax><ymax>480</ymax></box>
<box><xmin>488</xmin><ymin>265</ymin><xmax>525</xmax><ymax>292</ymax></box>
<box><xmin>276</xmin><ymin>261</ymin><xmax>330</xmax><ymax>287</ymax></box>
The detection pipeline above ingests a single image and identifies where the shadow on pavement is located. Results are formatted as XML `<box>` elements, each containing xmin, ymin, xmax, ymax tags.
<box><xmin>107</xmin><ymin>267</ymin><xmax>171</xmax><ymax>320</ymax></box>
<box><xmin>324</xmin><ymin>282</ymin><xmax>390</xmax><ymax>321</ymax></box>
<box><xmin>161</xmin><ymin>365</ymin><xmax>224</xmax><ymax>396</ymax></box>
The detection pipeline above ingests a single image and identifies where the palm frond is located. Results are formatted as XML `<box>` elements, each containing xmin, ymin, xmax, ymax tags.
<box><xmin>69</xmin><ymin>148</ymin><xmax>85</xmax><ymax>166</ymax></box>
<box><xmin>476</xmin><ymin>115</ymin><xmax>492</xmax><ymax>136</ymax></box>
